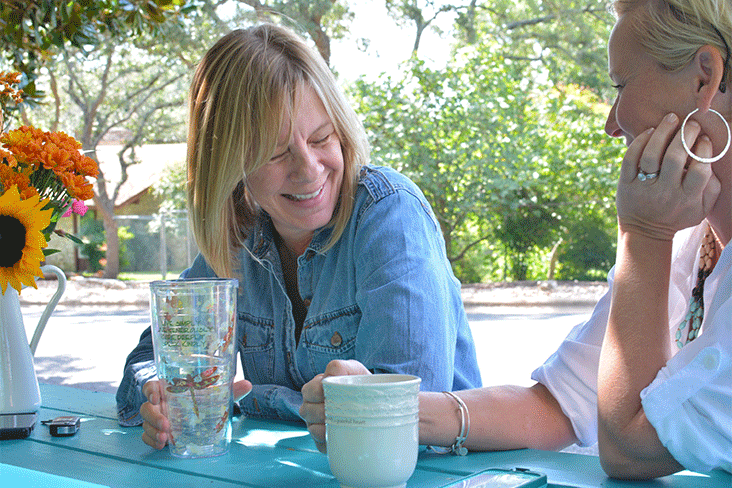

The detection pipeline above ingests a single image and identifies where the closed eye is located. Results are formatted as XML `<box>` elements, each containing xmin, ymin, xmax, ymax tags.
<box><xmin>311</xmin><ymin>131</ymin><xmax>334</xmax><ymax>146</ymax></box>
<box><xmin>269</xmin><ymin>148</ymin><xmax>290</xmax><ymax>163</ymax></box>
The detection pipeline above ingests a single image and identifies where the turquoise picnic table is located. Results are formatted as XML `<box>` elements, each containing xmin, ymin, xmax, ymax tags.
<box><xmin>0</xmin><ymin>383</ymin><xmax>730</xmax><ymax>487</ymax></box>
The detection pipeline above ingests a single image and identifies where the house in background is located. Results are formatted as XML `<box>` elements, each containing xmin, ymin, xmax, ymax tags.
<box><xmin>44</xmin><ymin>143</ymin><xmax>187</xmax><ymax>274</ymax></box>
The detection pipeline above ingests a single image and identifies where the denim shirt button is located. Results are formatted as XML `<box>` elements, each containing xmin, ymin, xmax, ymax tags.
<box><xmin>303</xmin><ymin>298</ymin><xmax>311</xmax><ymax>307</ymax></box>
<box><xmin>330</xmin><ymin>331</ymin><xmax>343</xmax><ymax>347</ymax></box>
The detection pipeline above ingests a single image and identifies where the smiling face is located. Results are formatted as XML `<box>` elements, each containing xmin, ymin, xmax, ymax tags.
<box><xmin>246</xmin><ymin>85</ymin><xmax>344</xmax><ymax>253</ymax></box>
<box><xmin>604</xmin><ymin>11</ymin><xmax>691</xmax><ymax>146</ymax></box>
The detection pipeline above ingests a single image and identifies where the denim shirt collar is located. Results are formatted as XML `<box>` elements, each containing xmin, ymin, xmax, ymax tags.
<box><xmin>248</xmin><ymin>211</ymin><xmax>334</xmax><ymax>260</ymax></box>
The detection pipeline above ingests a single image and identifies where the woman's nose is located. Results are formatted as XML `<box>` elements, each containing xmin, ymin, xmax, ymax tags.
<box><xmin>605</xmin><ymin>102</ymin><xmax>622</xmax><ymax>138</ymax></box>
<box><xmin>289</xmin><ymin>144</ymin><xmax>320</xmax><ymax>181</ymax></box>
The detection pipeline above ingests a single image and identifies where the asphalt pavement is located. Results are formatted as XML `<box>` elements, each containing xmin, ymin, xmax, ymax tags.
<box><xmin>20</xmin><ymin>300</ymin><xmax>594</xmax><ymax>395</ymax></box>
<box><xmin>18</xmin><ymin>278</ymin><xmax>606</xmax><ymax>393</ymax></box>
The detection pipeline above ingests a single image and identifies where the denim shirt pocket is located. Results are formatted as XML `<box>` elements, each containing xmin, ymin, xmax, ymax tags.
<box><xmin>238</xmin><ymin>312</ymin><xmax>275</xmax><ymax>384</ymax></box>
<box><xmin>300</xmin><ymin>304</ymin><xmax>360</xmax><ymax>377</ymax></box>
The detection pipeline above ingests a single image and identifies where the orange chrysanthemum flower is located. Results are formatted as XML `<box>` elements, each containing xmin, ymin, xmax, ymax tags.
<box><xmin>1</xmin><ymin>72</ymin><xmax>99</xmax><ymax>291</ymax></box>
<box><xmin>0</xmin><ymin>164</ymin><xmax>39</xmax><ymax>200</ymax></box>
<box><xmin>0</xmin><ymin>71</ymin><xmax>23</xmax><ymax>107</ymax></box>
<box><xmin>0</xmin><ymin>126</ymin><xmax>99</xmax><ymax>201</ymax></box>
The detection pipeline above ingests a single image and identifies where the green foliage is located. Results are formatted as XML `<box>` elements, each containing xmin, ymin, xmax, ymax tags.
<box><xmin>78</xmin><ymin>214</ymin><xmax>134</xmax><ymax>272</ymax></box>
<box><xmin>0</xmin><ymin>0</ymin><xmax>194</xmax><ymax>101</ymax></box>
<box><xmin>463</xmin><ymin>0</ymin><xmax>616</xmax><ymax>96</ymax></box>
<box><xmin>556</xmin><ymin>215</ymin><xmax>616</xmax><ymax>281</ymax></box>
<box><xmin>149</xmin><ymin>161</ymin><xmax>189</xmax><ymax>240</ymax></box>
<box><xmin>5</xmin><ymin>0</ymin><xmax>627</xmax><ymax>282</ymax></box>
<box><xmin>152</xmin><ymin>162</ymin><xmax>188</xmax><ymax>212</ymax></box>
<box><xmin>118</xmin><ymin>225</ymin><xmax>134</xmax><ymax>270</ymax></box>
<box><xmin>78</xmin><ymin>214</ymin><xmax>106</xmax><ymax>272</ymax></box>
<box><xmin>350</xmin><ymin>38</ymin><xmax>623</xmax><ymax>281</ymax></box>
<box><xmin>235</xmin><ymin>0</ymin><xmax>353</xmax><ymax>63</ymax></box>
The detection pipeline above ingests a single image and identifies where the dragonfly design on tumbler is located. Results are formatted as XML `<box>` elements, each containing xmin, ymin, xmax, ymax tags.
<box><xmin>166</xmin><ymin>366</ymin><xmax>220</xmax><ymax>418</ymax></box>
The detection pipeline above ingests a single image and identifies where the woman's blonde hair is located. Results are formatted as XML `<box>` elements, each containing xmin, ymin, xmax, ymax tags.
<box><xmin>187</xmin><ymin>24</ymin><xmax>369</xmax><ymax>278</ymax></box>
<box><xmin>612</xmin><ymin>0</ymin><xmax>731</xmax><ymax>89</ymax></box>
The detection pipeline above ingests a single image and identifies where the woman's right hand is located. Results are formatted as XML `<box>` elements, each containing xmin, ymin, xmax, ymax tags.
<box><xmin>140</xmin><ymin>378</ymin><xmax>253</xmax><ymax>450</ymax></box>
<box><xmin>140</xmin><ymin>380</ymin><xmax>170</xmax><ymax>450</ymax></box>
<box><xmin>616</xmin><ymin>112</ymin><xmax>721</xmax><ymax>241</ymax></box>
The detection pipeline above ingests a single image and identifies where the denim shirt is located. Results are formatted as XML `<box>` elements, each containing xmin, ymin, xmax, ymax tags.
<box><xmin>116</xmin><ymin>165</ymin><xmax>481</xmax><ymax>425</ymax></box>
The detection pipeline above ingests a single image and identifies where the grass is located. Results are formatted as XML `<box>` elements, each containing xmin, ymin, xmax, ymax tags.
<box><xmin>115</xmin><ymin>271</ymin><xmax>188</xmax><ymax>281</ymax></box>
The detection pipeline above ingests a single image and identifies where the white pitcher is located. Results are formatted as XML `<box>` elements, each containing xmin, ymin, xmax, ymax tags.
<box><xmin>0</xmin><ymin>265</ymin><xmax>66</xmax><ymax>414</ymax></box>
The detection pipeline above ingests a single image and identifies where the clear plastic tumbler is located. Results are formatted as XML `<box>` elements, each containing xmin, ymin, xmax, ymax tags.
<box><xmin>149</xmin><ymin>278</ymin><xmax>238</xmax><ymax>458</ymax></box>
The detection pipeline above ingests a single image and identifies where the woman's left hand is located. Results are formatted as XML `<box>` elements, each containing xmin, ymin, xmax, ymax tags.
<box><xmin>300</xmin><ymin>360</ymin><xmax>371</xmax><ymax>453</ymax></box>
<box><xmin>616</xmin><ymin>112</ymin><xmax>721</xmax><ymax>241</ymax></box>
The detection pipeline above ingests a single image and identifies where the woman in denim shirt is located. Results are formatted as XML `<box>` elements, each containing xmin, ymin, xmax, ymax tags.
<box><xmin>116</xmin><ymin>24</ymin><xmax>481</xmax><ymax>446</ymax></box>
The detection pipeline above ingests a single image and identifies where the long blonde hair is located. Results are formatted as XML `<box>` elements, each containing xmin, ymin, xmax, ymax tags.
<box><xmin>612</xmin><ymin>0</ymin><xmax>731</xmax><ymax>88</ymax></box>
<box><xmin>187</xmin><ymin>24</ymin><xmax>369</xmax><ymax>278</ymax></box>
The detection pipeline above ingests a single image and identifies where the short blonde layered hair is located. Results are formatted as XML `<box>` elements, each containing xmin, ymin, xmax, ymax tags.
<box><xmin>612</xmin><ymin>0</ymin><xmax>731</xmax><ymax>88</ymax></box>
<box><xmin>187</xmin><ymin>24</ymin><xmax>369</xmax><ymax>279</ymax></box>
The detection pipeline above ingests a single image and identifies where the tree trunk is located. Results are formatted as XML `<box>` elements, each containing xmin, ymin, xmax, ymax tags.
<box><xmin>92</xmin><ymin>193</ymin><xmax>120</xmax><ymax>279</ymax></box>
<box><xmin>547</xmin><ymin>238</ymin><xmax>563</xmax><ymax>280</ymax></box>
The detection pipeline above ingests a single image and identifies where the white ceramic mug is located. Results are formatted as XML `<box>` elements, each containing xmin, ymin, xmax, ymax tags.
<box><xmin>322</xmin><ymin>374</ymin><xmax>421</xmax><ymax>488</ymax></box>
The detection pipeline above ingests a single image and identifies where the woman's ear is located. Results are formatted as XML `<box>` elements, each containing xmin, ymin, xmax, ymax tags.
<box><xmin>694</xmin><ymin>45</ymin><xmax>726</xmax><ymax>112</ymax></box>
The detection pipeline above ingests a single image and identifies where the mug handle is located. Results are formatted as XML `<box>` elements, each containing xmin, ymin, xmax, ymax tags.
<box><xmin>29</xmin><ymin>265</ymin><xmax>67</xmax><ymax>356</ymax></box>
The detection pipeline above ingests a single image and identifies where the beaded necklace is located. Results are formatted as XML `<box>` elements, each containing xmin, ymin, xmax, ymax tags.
<box><xmin>675</xmin><ymin>226</ymin><xmax>718</xmax><ymax>348</ymax></box>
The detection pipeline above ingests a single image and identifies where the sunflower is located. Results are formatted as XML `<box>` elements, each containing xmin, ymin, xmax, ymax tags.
<box><xmin>0</xmin><ymin>185</ymin><xmax>52</xmax><ymax>294</ymax></box>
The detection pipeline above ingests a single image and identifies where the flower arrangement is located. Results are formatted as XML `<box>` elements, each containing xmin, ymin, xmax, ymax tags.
<box><xmin>0</xmin><ymin>71</ymin><xmax>98</xmax><ymax>294</ymax></box>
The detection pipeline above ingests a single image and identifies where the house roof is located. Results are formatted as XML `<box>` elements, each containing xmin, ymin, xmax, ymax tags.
<box><xmin>87</xmin><ymin>143</ymin><xmax>187</xmax><ymax>209</ymax></box>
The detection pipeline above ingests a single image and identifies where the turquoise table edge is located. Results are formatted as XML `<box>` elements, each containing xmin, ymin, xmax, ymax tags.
<box><xmin>0</xmin><ymin>383</ymin><xmax>729</xmax><ymax>488</ymax></box>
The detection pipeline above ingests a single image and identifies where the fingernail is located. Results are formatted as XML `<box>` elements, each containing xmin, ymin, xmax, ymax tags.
<box><xmin>665</xmin><ymin>113</ymin><xmax>678</xmax><ymax>123</ymax></box>
<box><xmin>687</xmin><ymin>120</ymin><xmax>700</xmax><ymax>130</ymax></box>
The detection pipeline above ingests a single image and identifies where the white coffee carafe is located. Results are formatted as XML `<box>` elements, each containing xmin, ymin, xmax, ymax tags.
<box><xmin>0</xmin><ymin>265</ymin><xmax>66</xmax><ymax>415</ymax></box>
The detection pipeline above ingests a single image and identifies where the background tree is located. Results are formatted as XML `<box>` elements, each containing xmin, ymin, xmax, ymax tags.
<box><xmin>351</xmin><ymin>35</ymin><xmax>622</xmax><ymax>281</ymax></box>
<box><xmin>235</xmin><ymin>0</ymin><xmax>353</xmax><ymax>63</ymax></box>
<box><xmin>5</xmin><ymin>0</ymin><xmax>627</xmax><ymax>282</ymax></box>
<box><xmin>349</xmin><ymin>0</ymin><xmax>622</xmax><ymax>281</ymax></box>
<box><xmin>460</xmin><ymin>0</ymin><xmax>614</xmax><ymax>94</ymax></box>
<box><xmin>385</xmin><ymin>0</ymin><xmax>459</xmax><ymax>55</ymax></box>
<box><xmin>0</xmin><ymin>0</ymin><xmax>194</xmax><ymax>107</ymax></box>
<box><xmin>42</xmin><ymin>36</ymin><xmax>189</xmax><ymax>278</ymax></box>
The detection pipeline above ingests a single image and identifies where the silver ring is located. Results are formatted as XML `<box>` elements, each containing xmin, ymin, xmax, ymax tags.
<box><xmin>637</xmin><ymin>169</ymin><xmax>660</xmax><ymax>182</ymax></box>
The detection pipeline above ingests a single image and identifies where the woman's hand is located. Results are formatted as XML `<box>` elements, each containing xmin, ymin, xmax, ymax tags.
<box><xmin>616</xmin><ymin>112</ymin><xmax>721</xmax><ymax>241</ymax></box>
<box><xmin>140</xmin><ymin>379</ymin><xmax>252</xmax><ymax>450</ymax></box>
<box><xmin>140</xmin><ymin>380</ymin><xmax>170</xmax><ymax>450</ymax></box>
<box><xmin>300</xmin><ymin>360</ymin><xmax>371</xmax><ymax>453</ymax></box>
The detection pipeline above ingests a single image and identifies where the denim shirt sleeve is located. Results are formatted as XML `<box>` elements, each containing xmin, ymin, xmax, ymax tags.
<box><xmin>237</xmin><ymin>385</ymin><xmax>303</xmax><ymax>422</ymax></box>
<box><xmin>351</xmin><ymin>168</ymin><xmax>481</xmax><ymax>392</ymax></box>
<box><xmin>115</xmin><ymin>262</ymin><xmax>209</xmax><ymax>427</ymax></box>
<box><xmin>115</xmin><ymin>327</ymin><xmax>157</xmax><ymax>426</ymax></box>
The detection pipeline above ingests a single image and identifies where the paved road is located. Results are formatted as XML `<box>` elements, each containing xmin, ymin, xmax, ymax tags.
<box><xmin>21</xmin><ymin>303</ymin><xmax>593</xmax><ymax>395</ymax></box>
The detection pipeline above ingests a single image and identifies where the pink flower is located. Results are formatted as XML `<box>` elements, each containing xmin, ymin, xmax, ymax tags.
<box><xmin>72</xmin><ymin>199</ymin><xmax>88</xmax><ymax>216</ymax></box>
<box><xmin>62</xmin><ymin>199</ymin><xmax>89</xmax><ymax>217</ymax></box>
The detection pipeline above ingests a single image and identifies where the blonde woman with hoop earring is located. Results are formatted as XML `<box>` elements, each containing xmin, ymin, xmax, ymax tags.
<box><xmin>302</xmin><ymin>0</ymin><xmax>731</xmax><ymax>480</ymax></box>
<box><xmin>595</xmin><ymin>0</ymin><xmax>730</xmax><ymax>479</ymax></box>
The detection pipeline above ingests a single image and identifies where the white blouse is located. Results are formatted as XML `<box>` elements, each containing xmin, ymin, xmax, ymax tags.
<box><xmin>532</xmin><ymin>222</ymin><xmax>732</xmax><ymax>474</ymax></box>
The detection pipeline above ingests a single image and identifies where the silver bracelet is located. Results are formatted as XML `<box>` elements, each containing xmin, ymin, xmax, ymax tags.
<box><xmin>443</xmin><ymin>391</ymin><xmax>470</xmax><ymax>456</ymax></box>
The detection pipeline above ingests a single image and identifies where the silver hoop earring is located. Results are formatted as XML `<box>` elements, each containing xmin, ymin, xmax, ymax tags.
<box><xmin>680</xmin><ymin>108</ymin><xmax>731</xmax><ymax>164</ymax></box>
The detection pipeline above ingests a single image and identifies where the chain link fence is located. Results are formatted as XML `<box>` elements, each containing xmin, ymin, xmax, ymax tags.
<box><xmin>115</xmin><ymin>210</ymin><xmax>198</xmax><ymax>279</ymax></box>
